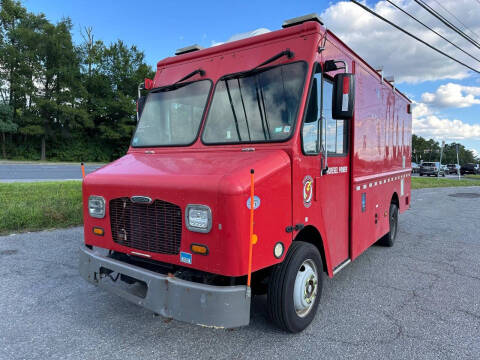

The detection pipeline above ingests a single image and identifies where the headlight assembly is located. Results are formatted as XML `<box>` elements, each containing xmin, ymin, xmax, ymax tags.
<box><xmin>88</xmin><ymin>195</ymin><xmax>105</xmax><ymax>218</ymax></box>
<box><xmin>185</xmin><ymin>204</ymin><xmax>212</xmax><ymax>233</ymax></box>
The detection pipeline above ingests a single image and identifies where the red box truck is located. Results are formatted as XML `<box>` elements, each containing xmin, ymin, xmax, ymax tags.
<box><xmin>80</xmin><ymin>14</ymin><xmax>412</xmax><ymax>333</ymax></box>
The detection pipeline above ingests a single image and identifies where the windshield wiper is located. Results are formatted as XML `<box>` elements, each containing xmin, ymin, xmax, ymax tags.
<box><xmin>174</xmin><ymin>68</ymin><xmax>205</xmax><ymax>84</ymax></box>
<box><xmin>223</xmin><ymin>49</ymin><xmax>294</xmax><ymax>80</ymax></box>
<box><xmin>149</xmin><ymin>68</ymin><xmax>206</xmax><ymax>93</ymax></box>
<box><xmin>250</xmin><ymin>49</ymin><xmax>294</xmax><ymax>72</ymax></box>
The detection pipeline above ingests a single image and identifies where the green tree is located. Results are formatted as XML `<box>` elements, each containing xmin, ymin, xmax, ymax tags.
<box><xmin>25</xmin><ymin>18</ymin><xmax>89</xmax><ymax>160</ymax></box>
<box><xmin>79</xmin><ymin>36</ymin><xmax>154</xmax><ymax>159</ymax></box>
<box><xmin>412</xmin><ymin>134</ymin><xmax>478</xmax><ymax>165</ymax></box>
<box><xmin>0</xmin><ymin>102</ymin><xmax>16</xmax><ymax>158</ymax></box>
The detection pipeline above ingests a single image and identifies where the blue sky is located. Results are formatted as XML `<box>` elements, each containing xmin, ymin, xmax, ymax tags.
<box><xmin>24</xmin><ymin>0</ymin><xmax>480</xmax><ymax>157</ymax></box>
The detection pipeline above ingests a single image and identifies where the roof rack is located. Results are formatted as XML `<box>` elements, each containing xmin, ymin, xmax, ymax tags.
<box><xmin>175</xmin><ymin>44</ymin><xmax>204</xmax><ymax>56</ymax></box>
<box><xmin>282</xmin><ymin>13</ymin><xmax>324</xmax><ymax>28</ymax></box>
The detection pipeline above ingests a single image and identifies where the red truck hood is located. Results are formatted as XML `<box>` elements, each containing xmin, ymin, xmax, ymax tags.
<box><xmin>85</xmin><ymin>150</ymin><xmax>290</xmax><ymax>195</ymax></box>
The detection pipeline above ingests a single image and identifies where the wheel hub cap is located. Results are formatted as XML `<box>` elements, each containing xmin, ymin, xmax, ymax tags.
<box><xmin>293</xmin><ymin>259</ymin><xmax>318</xmax><ymax>317</ymax></box>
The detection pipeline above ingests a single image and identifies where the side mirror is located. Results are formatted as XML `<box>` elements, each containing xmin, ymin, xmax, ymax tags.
<box><xmin>332</xmin><ymin>73</ymin><xmax>355</xmax><ymax>119</ymax></box>
<box><xmin>136</xmin><ymin>96</ymin><xmax>146</xmax><ymax>121</ymax></box>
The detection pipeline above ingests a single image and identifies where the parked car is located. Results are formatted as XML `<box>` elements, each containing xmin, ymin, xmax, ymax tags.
<box><xmin>440</xmin><ymin>164</ymin><xmax>449</xmax><ymax>175</ymax></box>
<box><xmin>411</xmin><ymin>162</ymin><xmax>420</xmax><ymax>174</ymax></box>
<box><xmin>460</xmin><ymin>163</ymin><xmax>480</xmax><ymax>175</ymax></box>
<box><xmin>419</xmin><ymin>161</ymin><xmax>445</xmax><ymax>177</ymax></box>
<box><xmin>447</xmin><ymin>164</ymin><xmax>460</xmax><ymax>175</ymax></box>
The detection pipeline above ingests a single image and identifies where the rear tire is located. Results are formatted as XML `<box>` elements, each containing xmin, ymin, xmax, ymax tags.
<box><xmin>378</xmin><ymin>202</ymin><xmax>398</xmax><ymax>247</ymax></box>
<box><xmin>267</xmin><ymin>241</ymin><xmax>323</xmax><ymax>333</ymax></box>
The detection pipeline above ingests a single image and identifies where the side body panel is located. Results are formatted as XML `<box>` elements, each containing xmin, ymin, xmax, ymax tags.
<box><xmin>348</xmin><ymin>51</ymin><xmax>412</xmax><ymax>260</ymax></box>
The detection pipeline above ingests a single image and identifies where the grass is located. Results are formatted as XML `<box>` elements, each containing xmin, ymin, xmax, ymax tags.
<box><xmin>464</xmin><ymin>174</ymin><xmax>480</xmax><ymax>180</ymax></box>
<box><xmin>411</xmin><ymin>176</ymin><xmax>480</xmax><ymax>189</ymax></box>
<box><xmin>0</xmin><ymin>181</ymin><xmax>83</xmax><ymax>235</ymax></box>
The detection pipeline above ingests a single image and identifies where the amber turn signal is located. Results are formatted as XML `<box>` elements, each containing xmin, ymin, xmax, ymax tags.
<box><xmin>92</xmin><ymin>227</ymin><xmax>104</xmax><ymax>236</ymax></box>
<box><xmin>191</xmin><ymin>244</ymin><xmax>208</xmax><ymax>255</ymax></box>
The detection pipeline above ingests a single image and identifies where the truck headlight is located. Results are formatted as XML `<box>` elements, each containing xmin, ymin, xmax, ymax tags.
<box><xmin>88</xmin><ymin>195</ymin><xmax>105</xmax><ymax>218</ymax></box>
<box><xmin>186</xmin><ymin>205</ymin><xmax>212</xmax><ymax>233</ymax></box>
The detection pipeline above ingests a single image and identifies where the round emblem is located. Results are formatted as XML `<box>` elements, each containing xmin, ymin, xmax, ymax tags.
<box><xmin>303</xmin><ymin>175</ymin><xmax>313</xmax><ymax>208</ymax></box>
<box><xmin>246</xmin><ymin>195</ymin><xmax>261</xmax><ymax>210</ymax></box>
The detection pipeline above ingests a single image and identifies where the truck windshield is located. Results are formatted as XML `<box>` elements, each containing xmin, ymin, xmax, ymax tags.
<box><xmin>132</xmin><ymin>80</ymin><xmax>211</xmax><ymax>147</ymax></box>
<box><xmin>202</xmin><ymin>62</ymin><xmax>307</xmax><ymax>144</ymax></box>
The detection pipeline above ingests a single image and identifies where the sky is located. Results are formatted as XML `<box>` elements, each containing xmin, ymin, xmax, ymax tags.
<box><xmin>24</xmin><ymin>0</ymin><xmax>480</xmax><ymax>156</ymax></box>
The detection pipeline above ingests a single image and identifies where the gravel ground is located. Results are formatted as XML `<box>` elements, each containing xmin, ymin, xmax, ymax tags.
<box><xmin>0</xmin><ymin>187</ymin><xmax>479</xmax><ymax>359</ymax></box>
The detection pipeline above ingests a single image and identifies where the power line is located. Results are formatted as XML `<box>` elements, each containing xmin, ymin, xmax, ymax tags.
<box><xmin>414</xmin><ymin>0</ymin><xmax>480</xmax><ymax>50</ymax></box>
<box><xmin>385</xmin><ymin>0</ymin><xmax>480</xmax><ymax>65</ymax></box>
<box><xmin>430</xmin><ymin>0</ymin><xmax>480</xmax><ymax>41</ymax></box>
<box><xmin>349</xmin><ymin>0</ymin><xmax>480</xmax><ymax>74</ymax></box>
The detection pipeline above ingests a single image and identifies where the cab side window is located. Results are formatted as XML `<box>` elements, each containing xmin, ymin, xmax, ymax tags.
<box><xmin>302</xmin><ymin>71</ymin><xmax>321</xmax><ymax>154</ymax></box>
<box><xmin>301</xmin><ymin>64</ymin><xmax>348</xmax><ymax>155</ymax></box>
<box><xmin>323</xmin><ymin>79</ymin><xmax>348</xmax><ymax>155</ymax></box>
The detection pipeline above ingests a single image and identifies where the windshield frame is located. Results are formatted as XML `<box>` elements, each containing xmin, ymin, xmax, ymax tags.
<box><xmin>201</xmin><ymin>60</ymin><xmax>308</xmax><ymax>146</ymax></box>
<box><xmin>130</xmin><ymin>79</ymin><xmax>213</xmax><ymax>148</ymax></box>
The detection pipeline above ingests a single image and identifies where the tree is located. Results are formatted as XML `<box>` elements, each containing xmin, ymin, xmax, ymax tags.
<box><xmin>1</xmin><ymin>1</ymin><xmax>153</xmax><ymax>161</ymax></box>
<box><xmin>412</xmin><ymin>134</ymin><xmax>478</xmax><ymax>165</ymax></box>
<box><xmin>26</xmin><ymin>17</ymin><xmax>89</xmax><ymax>160</ymax></box>
<box><xmin>0</xmin><ymin>102</ymin><xmax>16</xmax><ymax>158</ymax></box>
<box><xmin>79</xmin><ymin>36</ymin><xmax>154</xmax><ymax>159</ymax></box>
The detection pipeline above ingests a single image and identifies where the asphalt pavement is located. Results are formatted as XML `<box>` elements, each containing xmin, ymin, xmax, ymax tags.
<box><xmin>0</xmin><ymin>163</ymin><xmax>104</xmax><ymax>182</ymax></box>
<box><xmin>1</xmin><ymin>187</ymin><xmax>479</xmax><ymax>359</ymax></box>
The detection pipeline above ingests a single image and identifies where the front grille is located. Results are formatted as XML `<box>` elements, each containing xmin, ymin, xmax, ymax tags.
<box><xmin>109</xmin><ymin>197</ymin><xmax>182</xmax><ymax>255</ymax></box>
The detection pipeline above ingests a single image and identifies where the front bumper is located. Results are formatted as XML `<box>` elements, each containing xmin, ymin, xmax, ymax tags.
<box><xmin>79</xmin><ymin>246</ymin><xmax>251</xmax><ymax>328</ymax></box>
<box><xmin>420</xmin><ymin>170</ymin><xmax>439</xmax><ymax>175</ymax></box>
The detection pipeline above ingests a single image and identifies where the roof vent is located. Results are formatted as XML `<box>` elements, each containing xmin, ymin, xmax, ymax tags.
<box><xmin>175</xmin><ymin>44</ymin><xmax>204</xmax><ymax>56</ymax></box>
<box><xmin>282</xmin><ymin>13</ymin><xmax>324</xmax><ymax>28</ymax></box>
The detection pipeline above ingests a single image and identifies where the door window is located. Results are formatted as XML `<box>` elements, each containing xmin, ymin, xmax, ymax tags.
<box><xmin>301</xmin><ymin>64</ymin><xmax>348</xmax><ymax>155</ymax></box>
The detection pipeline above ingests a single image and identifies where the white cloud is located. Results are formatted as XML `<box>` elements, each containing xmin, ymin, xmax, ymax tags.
<box><xmin>412</xmin><ymin>101</ymin><xmax>431</xmax><ymax>117</ymax></box>
<box><xmin>210</xmin><ymin>28</ymin><xmax>271</xmax><ymax>47</ymax></box>
<box><xmin>413</xmin><ymin>102</ymin><xmax>480</xmax><ymax>144</ymax></box>
<box><xmin>421</xmin><ymin>83</ymin><xmax>480</xmax><ymax>108</ymax></box>
<box><xmin>320</xmin><ymin>0</ymin><xmax>480</xmax><ymax>83</ymax></box>
<box><xmin>414</xmin><ymin>115</ymin><xmax>480</xmax><ymax>139</ymax></box>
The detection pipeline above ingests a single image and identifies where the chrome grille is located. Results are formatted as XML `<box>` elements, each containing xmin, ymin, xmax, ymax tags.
<box><xmin>109</xmin><ymin>197</ymin><xmax>182</xmax><ymax>255</ymax></box>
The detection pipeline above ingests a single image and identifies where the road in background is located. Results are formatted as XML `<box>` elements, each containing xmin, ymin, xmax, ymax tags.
<box><xmin>1</xmin><ymin>187</ymin><xmax>479</xmax><ymax>359</ymax></box>
<box><xmin>0</xmin><ymin>163</ymin><xmax>104</xmax><ymax>182</ymax></box>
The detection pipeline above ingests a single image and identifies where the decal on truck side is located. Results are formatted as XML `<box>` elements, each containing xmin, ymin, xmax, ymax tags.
<box><xmin>303</xmin><ymin>175</ymin><xmax>313</xmax><ymax>208</ymax></box>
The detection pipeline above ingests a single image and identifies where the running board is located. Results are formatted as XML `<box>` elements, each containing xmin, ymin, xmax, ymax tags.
<box><xmin>333</xmin><ymin>259</ymin><xmax>351</xmax><ymax>276</ymax></box>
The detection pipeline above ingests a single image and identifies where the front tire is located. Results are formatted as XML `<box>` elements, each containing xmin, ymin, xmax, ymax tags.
<box><xmin>378</xmin><ymin>203</ymin><xmax>399</xmax><ymax>247</ymax></box>
<box><xmin>267</xmin><ymin>241</ymin><xmax>323</xmax><ymax>333</ymax></box>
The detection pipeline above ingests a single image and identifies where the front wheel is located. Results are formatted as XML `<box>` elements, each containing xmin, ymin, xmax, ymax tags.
<box><xmin>267</xmin><ymin>241</ymin><xmax>323</xmax><ymax>333</ymax></box>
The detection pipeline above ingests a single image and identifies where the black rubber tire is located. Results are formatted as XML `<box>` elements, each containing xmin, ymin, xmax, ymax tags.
<box><xmin>267</xmin><ymin>241</ymin><xmax>323</xmax><ymax>333</ymax></box>
<box><xmin>419</xmin><ymin>173</ymin><xmax>423</xmax><ymax>176</ymax></box>
<box><xmin>378</xmin><ymin>203</ymin><xmax>399</xmax><ymax>247</ymax></box>
<box><xmin>442</xmin><ymin>173</ymin><xmax>446</xmax><ymax>177</ymax></box>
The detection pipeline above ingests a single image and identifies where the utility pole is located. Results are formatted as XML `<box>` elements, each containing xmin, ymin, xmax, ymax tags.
<box><xmin>456</xmin><ymin>143</ymin><xmax>460</xmax><ymax>180</ymax></box>
<box><xmin>438</xmin><ymin>140</ymin><xmax>445</xmax><ymax>178</ymax></box>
